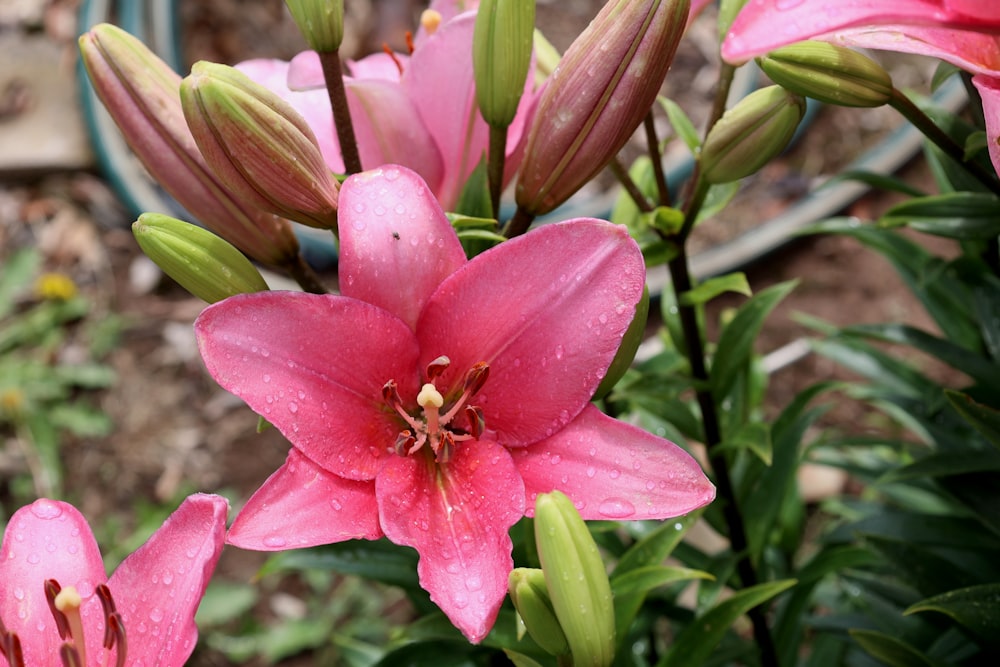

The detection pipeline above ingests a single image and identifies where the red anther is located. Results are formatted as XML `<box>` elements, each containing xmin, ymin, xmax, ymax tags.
<box><xmin>464</xmin><ymin>405</ymin><xmax>485</xmax><ymax>440</ymax></box>
<box><xmin>59</xmin><ymin>644</ymin><xmax>82</xmax><ymax>667</ymax></box>
<box><xmin>405</xmin><ymin>30</ymin><xmax>415</xmax><ymax>55</ymax></box>
<box><xmin>463</xmin><ymin>362</ymin><xmax>490</xmax><ymax>396</ymax></box>
<box><xmin>425</xmin><ymin>355</ymin><xmax>451</xmax><ymax>380</ymax></box>
<box><xmin>0</xmin><ymin>620</ymin><xmax>25</xmax><ymax>667</ymax></box>
<box><xmin>395</xmin><ymin>430</ymin><xmax>416</xmax><ymax>456</ymax></box>
<box><xmin>97</xmin><ymin>583</ymin><xmax>127</xmax><ymax>665</ymax></box>
<box><xmin>44</xmin><ymin>579</ymin><xmax>71</xmax><ymax>640</ymax></box>
<box><xmin>381</xmin><ymin>43</ymin><xmax>405</xmax><ymax>76</ymax></box>
<box><xmin>382</xmin><ymin>380</ymin><xmax>402</xmax><ymax>406</ymax></box>
<box><xmin>437</xmin><ymin>430</ymin><xmax>456</xmax><ymax>463</ymax></box>
<box><xmin>108</xmin><ymin>614</ymin><xmax>127</xmax><ymax>667</ymax></box>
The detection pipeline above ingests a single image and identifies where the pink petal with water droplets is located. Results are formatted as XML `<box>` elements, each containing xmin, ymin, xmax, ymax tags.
<box><xmin>0</xmin><ymin>499</ymin><xmax>107</xmax><ymax>665</ymax></box>
<box><xmin>972</xmin><ymin>74</ymin><xmax>1000</xmax><ymax>179</ymax></box>
<box><xmin>228</xmin><ymin>449</ymin><xmax>382</xmax><ymax>549</ymax></box>
<box><xmin>376</xmin><ymin>439</ymin><xmax>525</xmax><ymax>643</ymax></box>
<box><xmin>512</xmin><ymin>405</ymin><xmax>715</xmax><ymax>520</ymax></box>
<box><xmin>339</xmin><ymin>166</ymin><xmax>466</xmax><ymax>330</ymax></box>
<box><xmin>196</xmin><ymin>292</ymin><xmax>420</xmax><ymax>481</ymax></box>
<box><xmin>109</xmin><ymin>494</ymin><xmax>228</xmax><ymax>666</ymax></box>
<box><xmin>418</xmin><ymin>219</ymin><xmax>645</xmax><ymax>448</ymax></box>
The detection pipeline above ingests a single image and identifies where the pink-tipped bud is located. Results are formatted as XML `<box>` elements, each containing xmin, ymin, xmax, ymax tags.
<box><xmin>78</xmin><ymin>23</ymin><xmax>300</xmax><ymax>266</ymax></box>
<box><xmin>516</xmin><ymin>0</ymin><xmax>690</xmax><ymax>216</ymax></box>
<box><xmin>181</xmin><ymin>61</ymin><xmax>340</xmax><ymax>230</ymax></box>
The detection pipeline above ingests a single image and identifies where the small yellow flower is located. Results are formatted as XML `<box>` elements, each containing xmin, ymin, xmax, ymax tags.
<box><xmin>35</xmin><ymin>273</ymin><xmax>78</xmax><ymax>301</ymax></box>
<box><xmin>0</xmin><ymin>388</ymin><xmax>25</xmax><ymax>417</ymax></box>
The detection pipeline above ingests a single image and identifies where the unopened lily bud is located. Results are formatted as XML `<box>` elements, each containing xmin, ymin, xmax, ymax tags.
<box><xmin>133</xmin><ymin>213</ymin><xmax>269</xmax><ymax>303</ymax></box>
<box><xmin>760</xmin><ymin>41</ymin><xmax>892</xmax><ymax>108</ymax></box>
<box><xmin>594</xmin><ymin>285</ymin><xmax>649</xmax><ymax>400</ymax></box>
<box><xmin>285</xmin><ymin>0</ymin><xmax>344</xmax><ymax>52</ymax></box>
<box><xmin>473</xmin><ymin>0</ymin><xmax>535</xmax><ymax>128</ymax></box>
<box><xmin>508</xmin><ymin>568</ymin><xmax>570</xmax><ymax>656</ymax></box>
<box><xmin>181</xmin><ymin>61</ymin><xmax>340</xmax><ymax>230</ymax></box>
<box><xmin>516</xmin><ymin>0</ymin><xmax>690</xmax><ymax>216</ymax></box>
<box><xmin>79</xmin><ymin>24</ymin><xmax>300</xmax><ymax>267</ymax></box>
<box><xmin>700</xmin><ymin>85</ymin><xmax>805</xmax><ymax>184</ymax></box>
<box><xmin>534</xmin><ymin>491</ymin><xmax>616</xmax><ymax>667</ymax></box>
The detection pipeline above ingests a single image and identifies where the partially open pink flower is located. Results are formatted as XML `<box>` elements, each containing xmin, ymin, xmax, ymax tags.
<box><xmin>196</xmin><ymin>165</ymin><xmax>714</xmax><ymax>642</ymax></box>
<box><xmin>237</xmin><ymin>0</ymin><xmax>536</xmax><ymax>211</ymax></box>
<box><xmin>720</xmin><ymin>0</ymin><xmax>1000</xmax><ymax>177</ymax></box>
<box><xmin>0</xmin><ymin>494</ymin><xmax>228</xmax><ymax>666</ymax></box>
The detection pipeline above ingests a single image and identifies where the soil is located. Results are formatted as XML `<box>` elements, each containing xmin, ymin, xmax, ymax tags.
<box><xmin>0</xmin><ymin>0</ymin><xmax>968</xmax><ymax>664</ymax></box>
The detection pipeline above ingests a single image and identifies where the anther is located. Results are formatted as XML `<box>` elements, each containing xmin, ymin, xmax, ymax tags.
<box><xmin>437</xmin><ymin>431</ymin><xmax>456</xmax><ymax>463</ymax></box>
<box><xmin>395</xmin><ymin>430</ymin><xmax>416</xmax><ymax>456</ymax></box>
<box><xmin>463</xmin><ymin>362</ymin><xmax>490</xmax><ymax>396</ymax></box>
<box><xmin>98</xmin><ymin>583</ymin><xmax>127</xmax><ymax>667</ymax></box>
<box><xmin>59</xmin><ymin>645</ymin><xmax>83</xmax><ymax>667</ymax></box>
<box><xmin>45</xmin><ymin>580</ymin><xmax>71</xmax><ymax>640</ymax></box>
<box><xmin>425</xmin><ymin>355</ymin><xmax>450</xmax><ymax>380</ymax></box>
<box><xmin>465</xmin><ymin>405</ymin><xmax>485</xmax><ymax>440</ymax></box>
<box><xmin>0</xmin><ymin>615</ymin><xmax>25</xmax><ymax>667</ymax></box>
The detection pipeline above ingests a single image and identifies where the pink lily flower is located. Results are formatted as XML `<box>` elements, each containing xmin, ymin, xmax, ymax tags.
<box><xmin>195</xmin><ymin>165</ymin><xmax>714</xmax><ymax>642</ymax></box>
<box><xmin>237</xmin><ymin>0</ymin><xmax>535</xmax><ymax>211</ymax></box>
<box><xmin>720</xmin><ymin>0</ymin><xmax>1000</xmax><ymax>177</ymax></box>
<box><xmin>0</xmin><ymin>494</ymin><xmax>228</xmax><ymax>666</ymax></box>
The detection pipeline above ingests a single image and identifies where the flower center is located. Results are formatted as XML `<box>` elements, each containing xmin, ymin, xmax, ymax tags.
<box><xmin>383</xmin><ymin>356</ymin><xmax>489</xmax><ymax>463</ymax></box>
<box><xmin>0</xmin><ymin>579</ymin><xmax>126</xmax><ymax>667</ymax></box>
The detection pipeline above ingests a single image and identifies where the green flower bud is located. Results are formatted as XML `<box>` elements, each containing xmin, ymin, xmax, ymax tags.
<box><xmin>285</xmin><ymin>0</ymin><xmax>344</xmax><ymax>52</ymax></box>
<box><xmin>473</xmin><ymin>0</ymin><xmax>535</xmax><ymax>128</ymax></box>
<box><xmin>534</xmin><ymin>491</ymin><xmax>616</xmax><ymax>667</ymax></box>
<box><xmin>79</xmin><ymin>24</ymin><xmax>300</xmax><ymax>267</ymax></box>
<box><xmin>700</xmin><ymin>85</ymin><xmax>805</xmax><ymax>184</ymax></box>
<box><xmin>594</xmin><ymin>285</ymin><xmax>649</xmax><ymax>400</ymax></box>
<box><xmin>508</xmin><ymin>567</ymin><xmax>570</xmax><ymax>657</ymax></box>
<box><xmin>181</xmin><ymin>61</ymin><xmax>340</xmax><ymax>230</ymax></box>
<box><xmin>133</xmin><ymin>213</ymin><xmax>269</xmax><ymax>303</ymax></box>
<box><xmin>759</xmin><ymin>41</ymin><xmax>892</xmax><ymax>108</ymax></box>
<box><xmin>516</xmin><ymin>0</ymin><xmax>690</xmax><ymax>216</ymax></box>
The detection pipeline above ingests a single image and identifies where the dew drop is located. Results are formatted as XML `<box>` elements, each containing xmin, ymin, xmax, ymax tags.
<box><xmin>374</xmin><ymin>205</ymin><xmax>386</xmax><ymax>216</ymax></box>
<box><xmin>586</xmin><ymin>466</ymin><xmax>596</xmax><ymax>478</ymax></box>
<box><xmin>598</xmin><ymin>498</ymin><xmax>636</xmax><ymax>519</ymax></box>
<box><xmin>149</xmin><ymin>607</ymin><xmax>164</xmax><ymax>623</ymax></box>
<box><xmin>263</xmin><ymin>536</ymin><xmax>287</xmax><ymax>548</ymax></box>
<box><xmin>27</xmin><ymin>553</ymin><xmax>40</xmax><ymax>564</ymax></box>
<box><xmin>288</xmin><ymin>402</ymin><xmax>298</xmax><ymax>414</ymax></box>
<box><xmin>29</xmin><ymin>499</ymin><xmax>63</xmax><ymax>520</ymax></box>
<box><xmin>466</xmin><ymin>575</ymin><xmax>483</xmax><ymax>591</ymax></box>
<box><xmin>609</xmin><ymin>469</ymin><xmax>621</xmax><ymax>479</ymax></box>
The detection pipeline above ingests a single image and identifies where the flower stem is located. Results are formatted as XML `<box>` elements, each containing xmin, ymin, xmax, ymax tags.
<box><xmin>666</xmin><ymin>245</ymin><xmax>780</xmax><ymax>667</ymax></box>
<box><xmin>889</xmin><ymin>87</ymin><xmax>1000</xmax><ymax>197</ymax></box>
<box><xmin>503</xmin><ymin>205</ymin><xmax>536</xmax><ymax>238</ymax></box>
<box><xmin>609</xmin><ymin>157</ymin><xmax>653</xmax><ymax>213</ymax></box>
<box><xmin>488</xmin><ymin>125</ymin><xmax>508</xmax><ymax>219</ymax></box>
<box><xmin>318</xmin><ymin>50</ymin><xmax>363</xmax><ymax>175</ymax></box>
<box><xmin>284</xmin><ymin>253</ymin><xmax>328</xmax><ymax>294</ymax></box>
<box><xmin>644</xmin><ymin>112</ymin><xmax>670</xmax><ymax>205</ymax></box>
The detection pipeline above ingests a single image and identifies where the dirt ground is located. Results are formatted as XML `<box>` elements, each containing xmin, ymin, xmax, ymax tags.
<box><xmin>0</xmin><ymin>0</ymin><xmax>966</xmax><ymax>663</ymax></box>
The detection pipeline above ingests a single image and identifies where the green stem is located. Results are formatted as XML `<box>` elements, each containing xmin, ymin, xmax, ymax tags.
<box><xmin>666</xmin><ymin>245</ymin><xmax>780</xmax><ymax>667</ymax></box>
<box><xmin>889</xmin><ymin>87</ymin><xmax>1000</xmax><ymax>197</ymax></box>
<box><xmin>644</xmin><ymin>112</ymin><xmax>670</xmax><ymax>205</ymax></box>
<box><xmin>318</xmin><ymin>50</ymin><xmax>363</xmax><ymax>175</ymax></box>
<box><xmin>488</xmin><ymin>125</ymin><xmax>508</xmax><ymax>219</ymax></box>
<box><xmin>609</xmin><ymin>158</ymin><xmax>654</xmax><ymax>213</ymax></box>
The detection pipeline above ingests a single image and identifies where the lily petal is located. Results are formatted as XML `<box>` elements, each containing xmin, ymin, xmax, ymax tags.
<box><xmin>418</xmin><ymin>219</ymin><xmax>645</xmax><ymax>448</ymax></box>
<box><xmin>228</xmin><ymin>448</ymin><xmax>382</xmax><ymax>549</ymax></box>
<box><xmin>0</xmin><ymin>499</ymin><xmax>107</xmax><ymax>665</ymax></box>
<box><xmin>339</xmin><ymin>166</ymin><xmax>466</xmax><ymax>330</ymax></box>
<box><xmin>511</xmin><ymin>405</ymin><xmax>716</xmax><ymax>520</ymax></box>
<box><xmin>376</xmin><ymin>439</ymin><xmax>525</xmax><ymax>643</ymax></box>
<box><xmin>109</xmin><ymin>494</ymin><xmax>229</xmax><ymax>666</ymax></box>
<box><xmin>195</xmin><ymin>292</ymin><xmax>420</xmax><ymax>480</ymax></box>
<box><xmin>972</xmin><ymin>74</ymin><xmax>1000</xmax><ymax>177</ymax></box>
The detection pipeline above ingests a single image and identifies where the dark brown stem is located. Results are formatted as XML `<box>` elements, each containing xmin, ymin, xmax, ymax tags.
<box><xmin>284</xmin><ymin>253</ymin><xmax>328</xmax><ymax>294</ymax></box>
<box><xmin>318</xmin><ymin>50</ymin><xmax>363</xmax><ymax>175</ymax></box>
<box><xmin>667</xmin><ymin>245</ymin><xmax>780</xmax><ymax>667</ymax></box>
<box><xmin>643</xmin><ymin>112</ymin><xmax>670</xmax><ymax>205</ymax></box>
<box><xmin>503</xmin><ymin>206</ymin><xmax>536</xmax><ymax>238</ymax></box>
<box><xmin>488</xmin><ymin>125</ymin><xmax>508</xmax><ymax>219</ymax></box>
<box><xmin>609</xmin><ymin>158</ymin><xmax>654</xmax><ymax>213</ymax></box>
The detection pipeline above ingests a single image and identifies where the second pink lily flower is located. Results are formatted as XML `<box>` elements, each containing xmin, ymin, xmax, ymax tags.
<box><xmin>238</xmin><ymin>0</ymin><xmax>536</xmax><ymax>212</ymax></box>
<box><xmin>195</xmin><ymin>165</ymin><xmax>714</xmax><ymax>643</ymax></box>
<box><xmin>721</xmin><ymin>0</ymin><xmax>1000</xmax><ymax>179</ymax></box>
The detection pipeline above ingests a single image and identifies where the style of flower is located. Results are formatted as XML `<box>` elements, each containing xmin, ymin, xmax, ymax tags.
<box><xmin>236</xmin><ymin>0</ymin><xmax>536</xmax><ymax>211</ymax></box>
<box><xmin>195</xmin><ymin>164</ymin><xmax>715</xmax><ymax>642</ymax></box>
<box><xmin>0</xmin><ymin>494</ymin><xmax>228</xmax><ymax>666</ymax></box>
<box><xmin>720</xmin><ymin>0</ymin><xmax>1000</xmax><ymax>177</ymax></box>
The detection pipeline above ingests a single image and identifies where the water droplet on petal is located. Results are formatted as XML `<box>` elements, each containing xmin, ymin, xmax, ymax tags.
<box><xmin>29</xmin><ymin>499</ymin><xmax>63</xmax><ymax>520</ymax></box>
<box><xmin>288</xmin><ymin>402</ymin><xmax>298</xmax><ymax>414</ymax></box>
<box><xmin>598</xmin><ymin>498</ymin><xmax>636</xmax><ymax>519</ymax></box>
<box><xmin>263</xmin><ymin>536</ymin><xmax>287</xmax><ymax>548</ymax></box>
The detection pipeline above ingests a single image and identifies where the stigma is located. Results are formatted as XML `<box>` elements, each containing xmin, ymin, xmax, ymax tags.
<box><xmin>383</xmin><ymin>356</ymin><xmax>489</xmax><ymax>463</ymax></box>
<box><xmin>0</xmin><ymin>580</ymin><xmax>127</xmax><ymax>667</ymax></box>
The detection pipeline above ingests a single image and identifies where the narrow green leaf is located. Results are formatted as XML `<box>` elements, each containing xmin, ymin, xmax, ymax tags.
<box><xmin>679</xmin><ymin>272</ymin><xmax>751</xmax><ymax>307</ymax></box>
<box><xmin>946</xmin><ymin>389</ymin><xmax>1000</xmax><ymax>451</ymax></box>
<box><xmin>613</xmin><ymin>510</ymin><xmax>702</xmax><ymax>578</ymax></box>
<box><xmin>879</xmin><ymin>450</ymin><xmax>1000</xmax><ymax>483</ymax></box>
<box><xmin>880</xmin><ymin>192</ymin><xmax>1000</xmax><ymax>240</ymax></box>
<box><xmin>659</xmin><ymin>579</ymin><xmax>797</xmax><ymax>667</ymax></box>
<box><xmin>611</xmin><ymin>565</ymin><xmax>713</xmax><ymax>597</ymax></box>
<box><xmin>849</xmin><ymin>629</ymin><xmax>945</xmax><ymax>667</ymax></box>
<box><xmin>710</xmin><ymin>280</ymin><xmax>797</xmax><ymax>398</ymax></box>
<box><xmin>715</xmin><ymin>421</ymin><xmax>772</xmax><ymax>465</ymax></box>
<box><xmin>864</xmin><ymin>535</ymin><xmax>978</xmax><ymax>598</ymax></box>
<box><xmin>823</xmin><ymin>169</ymin><xmax>925</xmax><ymax>197</ymax></box>
<box><xmin>658</xmin><ymin>96</ymin><xmax>700</xmax><ymax>153</ymax></box>
<box><xmin>905</xmin><ymin>583</ymin><xmax>1000</xmax><ymax>646</ymax></box>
